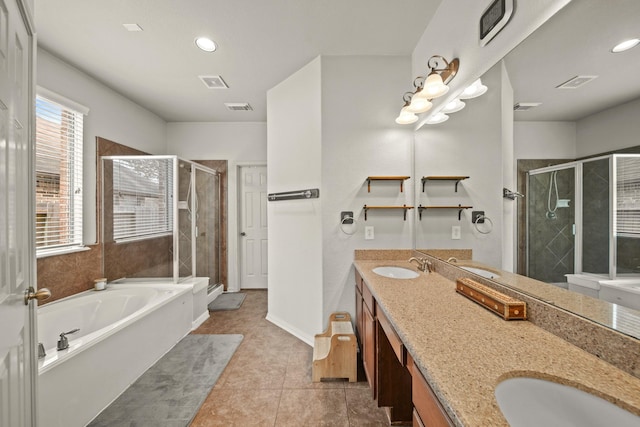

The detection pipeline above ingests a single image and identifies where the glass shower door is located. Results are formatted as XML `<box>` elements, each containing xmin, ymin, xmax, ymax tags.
<box><xmin>194</xmin><ymin>167</ymin><xmax>220</xmax><ymax>286</ymax></box>
<box><xmin>527</xmin><ymin>165</ymin><xmax>576</xmax><ymax>283</ymax></box>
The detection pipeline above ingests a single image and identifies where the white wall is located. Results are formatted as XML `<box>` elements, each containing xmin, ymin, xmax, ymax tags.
<box><xmin>266</xmin><ymin>58</ymin><xmax>323</xmax><ymax>345</ymax></box>
<box><xmin>166</xmin><ymin>122</ymin><xmax>267</xmax><ymax>291</ymax></box>
<box><xmin>37</xmin><ymin>48</ymin><xmax>167</xmax><ymax>244</ymax></box>
<box><xmin>320</xmin><ymin>56</ymin><xmax>414</xmax><ymax>322</ymax></box>
<box><xmin>514</xmin><ymin>121</ymin><xmax>576</xmax><ymax>159</ymax></box>
<box><xmin>414</xmin><ymin>62</ymin><xmax>505</xmax><ymax>268</ymax></box>
<box><xmin>576</xmin><ymin>97</ymin><xmax>640</xmax><ymax>158</ymax></box>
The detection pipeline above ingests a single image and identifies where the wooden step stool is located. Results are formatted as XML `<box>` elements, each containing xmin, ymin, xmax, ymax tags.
<box><xmin>312</xmin><ymin>312</ymin><xmax>357</xmax><ymax>382</ymax></box>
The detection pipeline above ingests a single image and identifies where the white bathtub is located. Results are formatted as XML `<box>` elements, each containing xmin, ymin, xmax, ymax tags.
<box><xmin>38</xmin><ymin>283</ymin><xmax>193</xmax><ymax>427</ymax></box>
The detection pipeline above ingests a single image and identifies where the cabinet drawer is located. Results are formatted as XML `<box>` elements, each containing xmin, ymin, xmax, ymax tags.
<box><xmin>377</xmin><ymin>309</ymin><xmax>405</xmax><ymax>365</ymax></box>
<box><xmin>362</xmin><ymin>281</ymin><xmax>376</xmax><ymax>315</ymax></box>
<box><xmin>413</xmin><ymin>367</ymin><xmax>453</xmax><ymax>427</ymax></box>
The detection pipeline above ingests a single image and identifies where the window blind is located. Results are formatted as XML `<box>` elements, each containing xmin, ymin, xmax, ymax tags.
<box><xmin>35</xmin><ymin>95</ymin><xmax>84</xmax><ymax>251</ymax></box>
<box><xmin>616</xmin><ymin>156</ymin><xmax>640</xmax><ymax>237</ymax></box>
<box><xmin>112</xmin><ymin>158</ymin><xmax>174</xmax><ymax>242</ymax></box>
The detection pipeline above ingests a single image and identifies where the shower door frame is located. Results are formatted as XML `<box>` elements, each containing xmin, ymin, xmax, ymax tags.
<box><xmin>526</xmin><ymin>161</ymin><xmax>582</xmax><ymax>280</ymax></box>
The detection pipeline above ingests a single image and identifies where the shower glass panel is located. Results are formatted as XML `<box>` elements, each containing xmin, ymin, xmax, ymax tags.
<box><xmin>176</xmin><ymin>160</ymin><xmax>220</xmax><ymax>284</ymax></box>
<box><xmin>195</xmin><ymin>167</ymin><xmax>220</xmax><ymax>286</ymax></box>
<box><xmin>177</xmin><ymin>161</ymin><xmax>193</xmax><ymax>279</ymax></box>
<box><xmin>101</xmin><ymin>156</ymin><xmax>177</xmax><ymax>281</ymax></box>
<box><xmin>582</xmin><ymin>157</ymin><xmax>610</xmax><ymax>275</ymax></box>
<box><xmin>527</xmin><ymin>165</ymin><xmax>576</xmax><ymax>283</ymax></box>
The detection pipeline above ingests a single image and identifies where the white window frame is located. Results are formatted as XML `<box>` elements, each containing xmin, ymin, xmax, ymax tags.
<box><xmin>35</xmin><ymin>87</ymin><xmax>89</xmax><ymax>258</ymax></box>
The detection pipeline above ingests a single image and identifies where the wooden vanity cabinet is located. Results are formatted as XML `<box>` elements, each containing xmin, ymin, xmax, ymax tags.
<box><xmin>355</xmin><ymin>270</ymin><xmax>376</xmax><ymax>396</ymax></box>
<box><xmin>377</xmin><ymin>309</ymin><xmax>413</xmax><ymax>423</ymax></box>
<box><xmin>412</xmin><ymin>365</ymin><xmax>454</xmax><ymax>427</ymax></box>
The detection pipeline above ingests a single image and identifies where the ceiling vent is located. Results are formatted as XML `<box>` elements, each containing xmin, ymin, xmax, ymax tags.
<box><xmin>225</xmin><ymin>103</ymin><xmax>253</xmax><ymax>111</ymax></box>
<box><xmin>556</xmin><ymin>75</ymin><xmax>598</xmax><ymax>89</ymax></box>
<box><xmin>199</xmin><ymin>75</ymin><xmax>228</xmax><ymax>89</ymax></box>
<box><xmin>514</xmin><ymin>102</ymin><xmax>541</xmax><ymax>111</ymax></box>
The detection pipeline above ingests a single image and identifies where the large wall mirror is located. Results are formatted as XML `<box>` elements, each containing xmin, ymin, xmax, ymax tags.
<box><xmin>416</xmin><ymin>0</ymin><xmax>640</xmax><ymax>340</ymax></box>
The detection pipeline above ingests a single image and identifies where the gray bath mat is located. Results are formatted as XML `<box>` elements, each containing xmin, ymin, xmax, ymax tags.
<box><xmin>88</xmin><ymin>334</ymin><xmax>243</xmax><ymax>426</ymax></box>
<box><xmin>208</xmin><ymin>292</ymin><xmax>246</xmax><ymax>311</ymax></box>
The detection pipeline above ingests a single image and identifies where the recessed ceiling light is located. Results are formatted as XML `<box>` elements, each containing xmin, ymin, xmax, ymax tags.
<box><xmin>195</xmin><ymin>37</ymin><xmax>217</xmax><ymax>52</ymax></box>
<box><xmin>122</xmin><ymin>23</ymin><xmax>143</xmax><ymax>32</ymax></box>
<box><xmin>611</xmin><ymin>38</ymin><xmax>640</xmax><ymax>53</ymax></box>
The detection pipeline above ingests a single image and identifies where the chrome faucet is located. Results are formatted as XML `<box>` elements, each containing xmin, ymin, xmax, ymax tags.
<box><xmin>408</xmin><ymin>257</ymin><xmax>434</xmax><ymax>273</ymax></box>
<box><xmin>447</xmin><ymin>257</ymin><xmax>458</xmax><ymax>263</ymax></box>
<box><xmin>57</xmin><ymin>328</ymin><xmax>80</xmax><ymax>351</ymax></box>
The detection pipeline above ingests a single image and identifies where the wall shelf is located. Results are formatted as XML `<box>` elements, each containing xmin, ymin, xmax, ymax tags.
<box><xmin>417</xmin><ymin>204</ymin><xmax>472</xmax><ymax>220</ymax></box>
<box><xmin>421</xmin><ymin>176</ymin><xmax>469</xmax><ymax>192</ymax></box>
<box><xmin>367</xmin><ymin>176</ymin><xmax>410</xmax><ymax>193</ymax></box>
<box><xmin>363</xmin><ymin>204</ymin><xmax>414</xmax><ymax>221</ymax></box>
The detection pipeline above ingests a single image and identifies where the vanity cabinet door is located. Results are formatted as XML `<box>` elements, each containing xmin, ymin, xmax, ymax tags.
<box><xmin>413</xmin><ymin>366</ymin><xmax>453</xmax><ymax>427</ymax></box>
<box><xmin>363</xmin><ymin>302</ymin><xmax>376</xmax><ymax>397</ymax></box>
<box><xmin>355</xmin><ymin>272</ymin><xmax>364</xmax><ymax>341</ymax></box>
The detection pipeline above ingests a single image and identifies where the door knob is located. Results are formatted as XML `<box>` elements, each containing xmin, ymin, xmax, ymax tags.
<box><xmin>240</xmin><ymin>232</ymin><xmax>246</xmax><ymax>236</ymax></box>
<box><xmin>24</xmin><ymin>287</ymin><xmax>51</xmax><ymax>305</ymax></box>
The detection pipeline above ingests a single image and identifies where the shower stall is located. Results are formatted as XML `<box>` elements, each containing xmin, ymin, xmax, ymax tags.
<box><xmin>102</xmin><ymin>156</ymin><xmax>222</xmax><ymax>293</ymax></box>
<box><xmin>527</xmin><ymin>154</ymin><xmax>640</xmax><ymax>286</ymax></box>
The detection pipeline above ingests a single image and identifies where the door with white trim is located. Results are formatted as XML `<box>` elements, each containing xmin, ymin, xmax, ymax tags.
<box><xmin>239</xmin><ymin>166</ymin><xmax>268</xmax><ymax>289</ymax></box>
<box><xmin>0</xmin><ymin>0</ymin><xmax>37</xmax><ymax>426</ymax></box>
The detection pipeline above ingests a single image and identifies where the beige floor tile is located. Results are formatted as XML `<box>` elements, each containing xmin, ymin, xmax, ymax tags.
<box><xmin>192</xmin><ymin>290</ymin><xmax>385</xmax><ymax>426</ymax></box>
<box><xmin>191</xmin><ymin>388</ymin><xmax>281</xmax><ymax>427</ymax></box>
<box><xmin>275</xmin><ymin>389</ymin><xmax>349</xmax><ymax>427</ymax></box>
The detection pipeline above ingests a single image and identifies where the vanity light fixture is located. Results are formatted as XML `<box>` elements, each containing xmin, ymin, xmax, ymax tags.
<box><xmin>195</xmin><ymin>36</ymin><xmax>217</xmax><ymax>52</ymax></box>
<box><xmin>395</xmin><ymin>55</ymin><xmax>458</xmax><ymax>124</ymax></box>
<box><xmin>395</xmin><ymin>97</ymin><xmax>419</xmax><ymax>124</ymax></box>
<box><xmin>418</xmin><ymin>55</ymin><xmax>459</xmax><ymax>99</ymax></box>
<box><xmin>459</xmin><ymin>78</ymin><xmax>488</xmax><ymax>99</ymax></box>
<box><xmin>611</xmin><ymin>38</ymin><xmax>640</xmax><ymax>53</ymax></box>
<box><xmin>424</xmin><ymin>112</ymin><xmax>449</xmax><ymax>125</ymax></box>
<box><xmin>442</xmin><ymin>98</ymin><xmax>466</xmax><ymax>114</ymax></box>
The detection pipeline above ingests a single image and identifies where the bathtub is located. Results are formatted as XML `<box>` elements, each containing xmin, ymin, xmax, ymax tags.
<box><xmin>38</xmin><ymin>283</ymin><xmax>193</xmax><ymax>427</ymax></box>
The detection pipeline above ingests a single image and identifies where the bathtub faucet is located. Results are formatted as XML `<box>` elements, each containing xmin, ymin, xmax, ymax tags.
<box><xmin>57</xmin><ymin>328</ymin><xmax>80</xmax><ymax>351</ymax></box>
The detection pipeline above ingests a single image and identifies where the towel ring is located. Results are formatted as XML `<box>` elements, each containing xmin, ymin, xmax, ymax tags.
<box><xmin>473</xmin><ymin>214</ymin><xmax>493</xmax><ymax>234</ymax></box>
<box><xmin>340</xmin><ymin>215</ymin><xmax>358</xmax><ymax>235</ymax></box>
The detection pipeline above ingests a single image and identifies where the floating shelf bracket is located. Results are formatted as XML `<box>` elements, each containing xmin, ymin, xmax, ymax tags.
<box><xmin>367</xmin><ymin>176</ymin><xmax>410</xmax><ymax>193</ymax></box>
<box><xmin>363</xmin><ymin>204</ymin><xmax>414</xmax><ymax>221</ymax></box>
<box><xmin>422</xmin><ymin>176</ymin><xmax>470</xmax><ymax>192</ymax></box>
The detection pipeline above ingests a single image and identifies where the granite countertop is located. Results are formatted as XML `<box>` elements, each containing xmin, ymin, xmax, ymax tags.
<box><xmin>354</xmin><ymin>259</ymin><xmax>640</xmax><ymax>427</ymax></box>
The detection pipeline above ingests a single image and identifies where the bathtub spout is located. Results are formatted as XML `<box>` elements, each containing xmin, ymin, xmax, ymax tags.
<box><xmin>57</xmin><ymin>328</ymin><xmax>80</xmax><ymax>351</ymax></box>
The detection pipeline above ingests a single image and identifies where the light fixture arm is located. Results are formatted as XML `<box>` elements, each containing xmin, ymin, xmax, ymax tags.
<box><xmin>426</xmin><ymin>55</ymin><xmax>459</xmax><ymax>85</ymax></box>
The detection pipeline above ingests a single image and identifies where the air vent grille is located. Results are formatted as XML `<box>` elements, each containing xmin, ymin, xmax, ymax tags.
<box><xmin>514</xmin><ymin>102</ymin><xmax>541</xmax><ymax>111</ymax></box>
<box><xmin>199</xmin><ymin>75</ymin><xmax>228</xmax><ymax>89</ymax></box>
<box><xmin>225</xmin><ymin>103</ymin><xmax>253</xmax><ymax>111</ymax></box>
<box><xmin>556</xmin><ymin>75</ymin><xmax>598</xmax><ymax>89</ymax></box>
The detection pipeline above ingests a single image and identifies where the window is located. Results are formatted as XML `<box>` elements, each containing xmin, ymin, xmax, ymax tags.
<box><xmin>112</xmin><ymin>157</ymin><xmax>174</xmax><ymax>242</ymax></box>
<box><xmin>35</xmin><ymin>91</ymin><xmax>86</xmax><ymax>255</ymax></box>
<box><xmin>616</xmin><ymin>155</ymin><xmax>640</xmax><ymax>237</ymax></box>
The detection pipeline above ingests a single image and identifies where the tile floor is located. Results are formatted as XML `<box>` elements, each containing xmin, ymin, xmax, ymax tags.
<box><xmin>190</xmin><ymin>290</ymin><xmax>390</xmax><ymax>426</ymax></box>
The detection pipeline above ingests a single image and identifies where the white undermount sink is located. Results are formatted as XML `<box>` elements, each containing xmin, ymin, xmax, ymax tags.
<box><xmin>372</xmin><ymin>266</ymin><xmax>419</xmax><ymax>279</ymax></box>
<box><xmin>460</xmin><ymin>266</ymin><xmax>500</xmax><ymax>279</ymax></box>
<box><xmin>495</xmin><ymin>377</ymin><xmax>640</xmax><ymax>427</ymax></box>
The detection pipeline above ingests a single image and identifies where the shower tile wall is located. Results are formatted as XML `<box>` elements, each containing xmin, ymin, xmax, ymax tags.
<box><xmin>527</xmin><ymin>168</ymin><xmax>575</xmax><ymax>283</ymax></box>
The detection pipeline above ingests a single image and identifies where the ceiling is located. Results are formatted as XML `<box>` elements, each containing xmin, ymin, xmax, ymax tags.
<box><xmin>35</xmin><ymin>0</ymin><xmax>441</xmax><ymax>122</ymax></box>
<box><xmin>505</xmin><ymin>0</ymin><xmax>640</xmax><ymax>122</ymax></box>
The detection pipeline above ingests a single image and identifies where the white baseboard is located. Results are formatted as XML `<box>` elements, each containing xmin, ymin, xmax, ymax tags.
<box><xmin>191</xmin><ymin>311</ymin><xmax>210</xmax><ymax>331</ymax></box>
<box><xmin>265</xmin><ymin>312</ymin><xmax>314</xmax><ymax>347</ymax></box>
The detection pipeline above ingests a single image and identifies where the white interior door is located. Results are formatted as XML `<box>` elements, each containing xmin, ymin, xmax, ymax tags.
<box><xmin>239</xmin><ymin>166</ymin><xmax>268</xmax><ymax>289</ymax></box>
<box><xmin>0</xmin><ymin>1</ymin><xmax>36</xmax><ymax>426</ymax></box>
